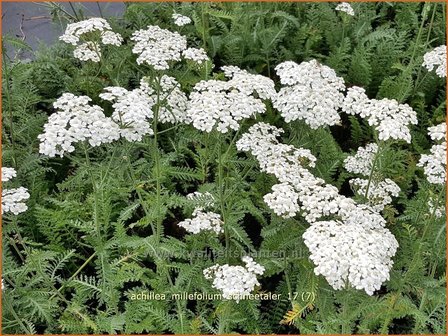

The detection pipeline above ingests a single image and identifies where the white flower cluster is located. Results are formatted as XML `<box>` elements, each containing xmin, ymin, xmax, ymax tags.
<box><xmin>132</xmin><ymin>25</ymin><xmax>186</xmax><ymax>69</ymax></box>
<box><xmin>100</xmin><ymin>76</ymin><xmax>189</xmax><ymax>140</ymax></box>
<box><xmin>187</xmin><ymin>66</ymin><xmax>275</xmax><ymax>133</ymax></box>
<box><xmin>350</xmin><ymin>178</ymin><xmax>400</xmax><ymax>211</ymax></box>
<box><xmin>131</xmin><ymin>25</ymin><xmax>210</xmax><ymax>69</ymax></box>
<box><xmin>2</xmin><ymin>167</ymin><xmax>30</xmax><ymax>215</ymax></box>
<box><xmin>263</xmin><ymin>183</ymin><xmax>300</xmax><ymax>218</ymax></box>
<box><xmin>38</xmin><ymin>93</ymin><xmax>120</xmax><ymax>157</ymax></box>
<box><xmin>2</xmin><ymin>167</ymin><xmax>17</xmax><ymax>182</ymax></box>
<box><xmin>422</xmin><ymin>45</ymin><xmax>447</xmax><ymax>78</ymax></box>
<box><xmin>303</xmin><ymin>220</ymin><xmax>398</xmax><ymax>295</ymax></box>
<box><xmin>172</xmin><ymin>13</ymin><xmax>192</xmax><ymax>26</ymax></box>
<box><xmin>178</xmin><ymin>209</ymin><xmax>223</xmax><ymax>234</ymax></box>
<box><xmin>2</xmin><ymin>187</ymin><xmax>30</xmax><ymax>215</ymax></box>
<box><xmin>343</xmin><ymin>143</ymin><xmax>378</xmax><ymax>176</ymax></box>
<box><xmin>182</xmin><ymin>47</ymin><xmax>209</xmax><ymax>64</ymax></box>
<box><xmin>203</xmin><ymin>256</ymin><xmax>265</xmax><ymax>301</ymax></box>
<box><xmin>344</xmin><ymin>143</ymin><xmax>400</xmax><ymax>210</ymax></box>
<box><xmin>72</xmin><ymin>41</ymin><xmax>101</xmax><ymax>62</ymax></box>
<box><xmin>60</xmin><ymin>18</ymin><xmax>123</xmax><ymax>62</ymax></box>
<box><xmin>273</xmin><ymin>60</ymin><xmax>345</xmax><ymax>129</ymax></box>
<box><xmin>221</xmin><ymin>66</ymin><xmax>277</xmax><ymax>100</ymax></box>
<box><xmin>418</xmin><ymin>123</ymin><xmax>447</xmax><ymax>185</ymax></box>
<box><xmin>100</xmin><ymin>82</ymin><xmax>155</xmax><ymax>141</ymax></box>
<box><xmin>343</xmin><ymin>87</ymin><xmax>418</xmax><ymax>143</ymax></box>
<box><xmin>335</xmin><ymin>2</ymin><xmax>355</xmax><ymax>16</ymax></box>
<box><xmin>156</xmin><ymin>75</ymin><xmax>190</xmax><ymax>124</ymax></box>
<box><xmin>237</xmin><ymin>123</ymin><xmax>398</xmax><ymax>295</ymax></box>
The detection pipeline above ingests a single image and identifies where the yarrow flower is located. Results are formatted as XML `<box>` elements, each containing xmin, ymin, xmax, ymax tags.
<box><xmin>178</xmin><ymin>209</ymin><xmax>223</xmax><ymax>234</ymax></box>
<box><xmin>422</xmin><ymin>45</ymin><xmax>447</xmax><ymax>78</ymax></box>
<box><xmin>73</xmin><ymin>42</ymin><xmax>101</xmax><ymax>62</ymax></box>
<box><xmin>100</xmin><ymin>76</ymin><xmax>189</xmax><ymax>140</ymax></box>
<box><xmin>182</xmin><ymin>47</ymin><xmax>209</xmax><ymax>64</ymax></box>
<box><xmin>172</xmin><ymin>13</ymin><xmax>192</xmax><ymax>26</ymax></box>
<box><xmin>187</xmin><ymin>66</ymin><xmax>275</xmax><ymax>133</ymax></box>
<box><xmin>344</xmin><ymin>144</ymin><xmax>401</xmax><ymax>211</ymax></box>
<box><xmin>100</xmin><ymin>81</ymin><xmax>156</xmax><ymax>142</ymax></box>
<box><xmin>156</xmin><ymin>75</ymin><xmax>190</xmax><ymax>124</ymax></box>
<box><xmin>335</xmin><ymin>2</ymin><xmax>355</xmax><ymax>16</ymax></box>
<box><xmin>273</xmin><ymin>60</ymin><xmax>346</xmax><ymax>129</ymax></box>
<box><xmin>59</xmin><ymin>18</ymin><xmax>123</xmax><ymax>62</ymax></box>
<box><xmin>263</xmin><ymin>183</ymin><xmax>300</xmax><ymax>218</ymax></box>
<box><xmin>203</xmin><ymin>256</ymin><xmax>265</xmax><ymax>301</ymax></box>
<box><xmin>350</xmin><ymin>178</ymin><xmax>400</xmax><ymax>211</ymax></box>
<box><xmin>343</xmin><ymin>87</ymin><xmax>418</xmax><ymax>143</ymax></box>
<box><xmin>2</xmin><ymin>167</ymin><xmax>17</xmax><ymax>182</ymax></box>
<box><xmin>418</xmin><ymin>122</ymin><xmax>446</xmax><ymax>185</ymax></box>
<box><xmin>38</xmin><ymin>93</ymin><xmax>120</xmax><ymax>157</ymax></box>
<box><xmin>303</xmin><ymin>220</ymin><xmax>398</xmax><ymax>295</ymax></box>
<box><xmin>344</xmin><ymin>143</ymin><xmax>379</xmax><ymax>176</ymax></box>
<box><xmin>237</xmin><ymin>122</ymin><xmax>397</xmax><ymax>295</ymax></box>
<box><xmin>131</xmin><ymin>25</ymin><xmax>186</xmax><ymax>69</ymax></box>
<box><xmin>2</xmin><ymin>167</ymin><xmax>30</xmax><ymax>215</ymax></box>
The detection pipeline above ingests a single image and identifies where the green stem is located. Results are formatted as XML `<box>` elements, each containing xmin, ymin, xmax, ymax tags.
<box><xmin>364</xmin><ymin>143</ymin><xmax>383</xmax><ymax>200</ymax></box>
<box><xmin>284</xmin><ymin>258</ymin><xmax>293</xmax><ymax>304</ymax></box>
<box><xmin>126</xmin><ymin>152</ymin><xmax>156</xmax><ymax>234</ymax></box>
<box><xmin>413</xmin><ymin>3</ymin><xmax>438</xmax><ymax>95</ymax></box>
<box><xmin>49</xmin><ymin>252</ymin><xmax>97</xmax><ymax>300</ymax></box>
<box><xmin>341</xmin><ymin>290</ymin><xmax>351</xmax><ymax>333</ymax></box>
<box><xmin>4</xmin><ymin>299</ymin><xmax>33</xmax><ymax>334</ymax></box>
<box><xmin>83</xmin><ymin>145</ymin><xmax>101</xmax><ymax>236</ymax></box>
<box><xmin>153</xmin><ymin>76</ymin><xmax>163</xmax><ymax>241</ymax></box>
<box><xmin>217</xmin><ymin>136</ymin><xmax>230</xmax><ymax>262</ymax></box>
<box><xmin>68</xmin><ymin>2</ymin><xmax>81</xmax><ymax>21</ymax></box>
<box><xmin>164</xmin><ymin>268</ymin><xmax>185</xmax><ymax>333</ymax></box>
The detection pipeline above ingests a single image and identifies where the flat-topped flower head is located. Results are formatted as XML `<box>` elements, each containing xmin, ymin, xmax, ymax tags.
<box><xmin>60</xmin><ymin>18</ymin><xmax>123</xmax><ymax>62</ymax></box>
<box><xmin>187</xmin><ymin>67</ymin><xmax>274</xmax><ymax>133</ymax></box>
<box><xmin>221</xmin><ymin>66</ymin><xmax>276</xmax><ymax>100</ymax></box>
<box><xmin>38</xmin><ymin>93</ymin><xmax>120</xmax><ymax>157</ymax></box>
<box><xmin>156</xmin><ymin>75</ymin><xmax>190</xmax><ymax>124</ymax></box>
<box><xmin>264</xmin><ymin>183</ymin><xmax>300</xmax><ymax>218</ymax></box>
<box><xmin>343</xmin><ymin>87</ymin><xmax>418</xmax><ymax>143</ymax></box>
<box><xmin>303</xmin><ymin>220</ymin><xmax>398</xmax><ymax>295</ymax></box>
<box><xmin>2</xmin><ymin>167</ymin><xmax>29</xmax><ymax>216</ymax></box>
<box><xmin>182</xmin><ymin>47</ymin><xmax>209</xmax><ymax>64</ymax></box>
<box><xmin>344</xmin><ymin>143</ymin><xmax>379</xmax><ymax>176</ymax></box>
<box><xmin>131</xmin><ymin>25</ymin><xmax>187</xmax><ymax>70</ymax></box>
<box><xmin>350</xmin><ymin>178</ymin><xmax>400</xmax><ymax>211</ymax></box>
<box><xmin>100</xmin><ymin>82</ymin><xmax>156</xmax><ymax>142</ymax></box>
<box><xmin>336</xmin><ymin>2</ymin><xmax>355</xmax><ymax>16</ymax></box>
<box><xmin>73</xmin><ymin>42</ymin><xmax>101</xmax><ymax>62</ymax></box>
<box><xmin>172</xmin><ymin>13</ymin><xmax>192</xmax><ymax>27</ymax></box>
<box><xmin>418</xmin><ymin>122</ymin><xmax>446</xmax><ymax>185</ymax></box>
<box><xmin>203</xmin><ymin>257</ymin><xmax>265</xmax><ymax>301</ymax></box>
<box><xmin>2</xmin><ymin>167</ymin><xmax>17</xmax><ymax>182</ymax></box>
<box><xmin>274</xmin><ymin>60</ymin><xmax>346</xmax><ymax>129</ymax></box>
<box><xmin>422</xmin><ymin>45</ymin><xmax>446</xmax><ymax>78</ymax></box>
<box><xmin>2</xmin><ymin>187</ymin><xmax>30</xmax><ymax>215</ymax></box>
<box><xmin>178</xmin><ymin>209</ymin><xmax>223</xmax><ymax>234</ymax></box>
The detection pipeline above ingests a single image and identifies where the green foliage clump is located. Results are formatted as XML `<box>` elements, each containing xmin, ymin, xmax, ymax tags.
<box><xmin>2</xmin><ymin>2</ymin><xmax>446</xmax><ymax>334</ymax></box>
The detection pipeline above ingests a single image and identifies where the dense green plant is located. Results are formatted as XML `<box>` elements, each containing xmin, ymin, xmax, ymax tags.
<box><xmin>2</xmin><ymin>2</ymin><xmax>446</xmax><ymax>334</ymax></box>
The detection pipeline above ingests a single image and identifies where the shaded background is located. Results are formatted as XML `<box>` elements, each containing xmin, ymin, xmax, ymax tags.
<box><xmin>2</xmin><ymin>2</ymin><xmax>125</xmax><ymax>53</ymax></box>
